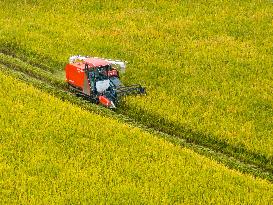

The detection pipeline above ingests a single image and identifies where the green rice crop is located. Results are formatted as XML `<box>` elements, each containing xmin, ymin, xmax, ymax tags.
<box><xmin>1</xmin><ymin>70</ymin><xmax>273</xmax><ymax>204</ymax></box>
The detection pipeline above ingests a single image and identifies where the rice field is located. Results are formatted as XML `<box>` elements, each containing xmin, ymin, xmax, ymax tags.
<box><xmin>1</xmin><ymin>0</ymin><xmax>273</xmax><ymax>162</ymax></box>
<box><xmin>0</xmin><ymin>71</ymin><xmax>273</xmax><ymax>204</ymax></box>
<box><xmin>1</xmin><ymin>0</ymin><xmax>273</xmax><ymax>203</ymax></box>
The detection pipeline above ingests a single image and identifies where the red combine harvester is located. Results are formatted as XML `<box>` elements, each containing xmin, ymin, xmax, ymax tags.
<box><xmin>65</xmin><ymin>55</ymin><xmax>145</xmax><ymax>108</ymax></box>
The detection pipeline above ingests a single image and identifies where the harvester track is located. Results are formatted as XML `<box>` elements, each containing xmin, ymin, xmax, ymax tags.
<box><xmin>0</xmin><ymin>52</ymin><xmax>272</xmax><ymax>183</ymax></box>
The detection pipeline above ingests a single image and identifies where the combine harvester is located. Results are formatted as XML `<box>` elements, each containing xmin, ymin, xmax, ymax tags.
<box><xmin>65</xmin><ymin>55</ymin><xmax>146</xmax><ymax>108</ymax></box>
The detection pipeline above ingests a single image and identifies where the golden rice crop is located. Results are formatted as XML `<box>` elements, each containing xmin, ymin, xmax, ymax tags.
<box><xmin>1</xmin><ymin>0</ymin><xmax>273</xmax><ymax>161</ymax></box>
<box><xmin>0</xmin><ymin>70</ymin><xmax>273</xmax><ymax>204</ymax></box>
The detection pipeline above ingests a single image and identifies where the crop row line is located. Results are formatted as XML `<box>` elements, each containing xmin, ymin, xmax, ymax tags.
<box><xmin>0</xmin><ymin>52</ymin><xmax>272</xmax><ymax>183</ymax></box>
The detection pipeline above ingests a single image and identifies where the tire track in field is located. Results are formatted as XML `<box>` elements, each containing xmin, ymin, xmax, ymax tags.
<box><xmin>0</xmin><ymin>52</ymin><xmax>272</xmax><ymax>183</ymax></box>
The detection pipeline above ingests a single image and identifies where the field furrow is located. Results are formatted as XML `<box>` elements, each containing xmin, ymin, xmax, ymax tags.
<box><xmin>0</xmin><ymin>52</ymin><xmax>272</xmax><ymax>182</ymax></box>
<box><xmin>1</xmin><ymin>70</ymin><xmax>273</xmax><ymax>204</ymax></box>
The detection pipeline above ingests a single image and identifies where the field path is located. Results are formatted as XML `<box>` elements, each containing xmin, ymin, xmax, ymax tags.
<box><xmin>0</xmin><ymin>52</ymin><xmax>272</xmax><ymax>183</ymax></box>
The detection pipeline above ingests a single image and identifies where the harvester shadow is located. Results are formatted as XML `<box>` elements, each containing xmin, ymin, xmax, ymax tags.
<box><xmin>117</xmin><ymin>103</ymin><xmax>273</xmax><ymax>176</ymax></box>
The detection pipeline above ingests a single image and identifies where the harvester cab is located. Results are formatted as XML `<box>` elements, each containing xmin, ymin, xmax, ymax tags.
<box><xmin>65</xmin><ymin>55</ymin><xmax>145</xmax><ymax>108</ymax></box>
